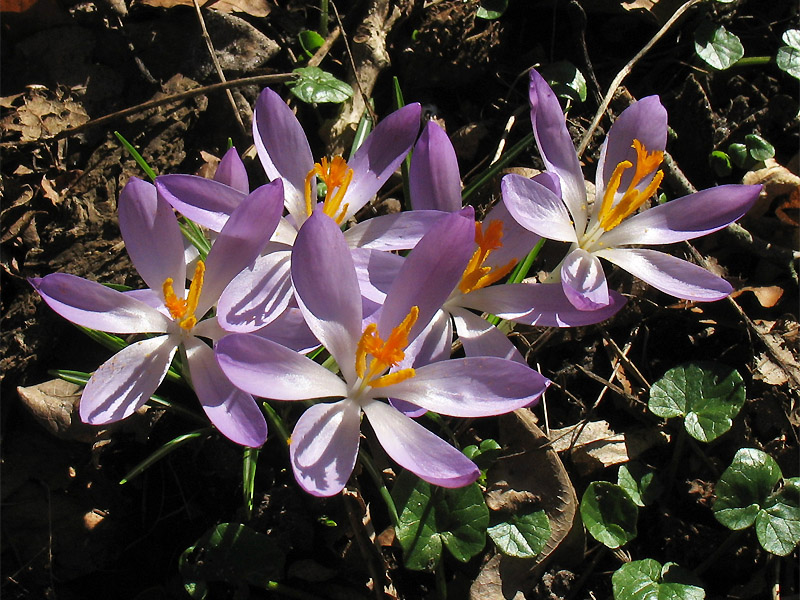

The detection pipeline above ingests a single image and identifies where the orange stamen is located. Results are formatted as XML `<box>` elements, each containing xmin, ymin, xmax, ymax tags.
<box><xmin>161</xmin><ymin>261</ymin><xmax>205</xmax><ymax>330</ymax></box>
<box><xmin>458</xmin><ymin>220</ymin><xmax>517</xmax><ymax>294</ymax></box>
<box><xmin>304</xmin><ymin>156</ymin><xmax>354</xmax><ymax>224</ymax></box>
<box><xmin>355</xmin><ymin>306</ymin><xmax>419</xmax><ymax>387</ymax></box>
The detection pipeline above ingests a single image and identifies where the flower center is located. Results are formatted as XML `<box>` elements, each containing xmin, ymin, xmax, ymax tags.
<box><xmin>162</xmin><ymin>261</ymin><xmax>205</xmax><ymax>330</ymax></box>
<box><xmin>355</xmin><ymin>306</ymin><xmax>418</xmax><ymax>389</ymax></box>
<box><xmin>458</xmin><ymin>220</ymin><xmax>517</xmax><ymax>294</ymax></box>
<box><xmin>597</xmin><ymin>139</ymin><xmax>664</xmax><ymax>231</ymax></box>
<box><xmin>304</xmin><ymin>156</ymin><xmax>353</xmax><ymax>224</ymax></box>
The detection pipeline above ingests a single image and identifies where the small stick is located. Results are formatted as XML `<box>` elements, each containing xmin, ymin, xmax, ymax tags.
<box><xmin>192</xmin><ymin>0</ymin><xmax>247</xmax><ymax>136</ymax></box>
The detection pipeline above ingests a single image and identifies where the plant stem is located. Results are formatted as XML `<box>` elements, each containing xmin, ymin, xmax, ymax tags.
<box><xmin>435</xmin><ymin>558</ymin><xmax>448</xmax><ymax>600</ymax></box>
<box><xmin>262</xmin><ymin>401</ymin><xmax>292</xmax><ymax>451</ymax></box>
<box><xmin>319</xmin><ymin>0</ymin><xmax>329</xmax><ymax>36</ymax></box>
<box><xmin>461</xmin><ymin>132</ymin><xmax>535</xmax><ymax>203</ymax></box>
<box><xmin>731</xmin><ymin>56</ymin><xmax>772</xmax><ymax>67</ymax></box>
<box><xmin>358</xmin><ymin>450</ymin><xmax>399</xmax><ymax>527</ymax></box>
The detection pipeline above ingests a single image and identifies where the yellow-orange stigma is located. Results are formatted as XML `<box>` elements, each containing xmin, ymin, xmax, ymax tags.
<box><xmin>355</xmin><ymin>306</ymin><xmax>419</xmax><ymax>388</ymax></box>
<box><xmin>162</xmin><ymin>261</ymin><xmax>205</xmax><ymax>330</ymax></box>
<box><xmin>458</xmin><ymin>220</ymin><xmax>517</xmax><ymax>294</ymax></box>
<box><xmin>598</xmin><ymin>139</ymin><xmax>664</xmax><ymax>231</ymax></box>
<box><xmin>304</xmin><ymin>156</ymin><xmax>353</xmax><ymax>224</ymax></box>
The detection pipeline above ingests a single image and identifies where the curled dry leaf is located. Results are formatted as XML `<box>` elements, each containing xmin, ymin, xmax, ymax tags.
<box><xmin>548</xmin><ymin>420</ymin><xmax>670</xmax><ymax>476</ymax></box>
<box><xmin>0</xmin><ymin>87</ymin><xmax>89</xmax><ymax>142</ymax></box>
<box><xmin>731</xmin><ymin>285</ymin><xmax>785</xmax><ymax>308</ymax></box>
<box><xmin>752</xmin><ymin>319</ymin><xmax>800</xmax><ymax>387</ymax></box>
<box><xmin>742</xmin><ymin>157</ymin><xmax>800</xmax><ymax>219</ymax></box>
<box><xmin>470</xmin><ymin>409</ymin><xmax>583</xmax><ymax>600</ymax></box>
<box><xmin>136</xmin><ymin>0</ymin><xmax>272</xmax><ymax>17</ymax></box>
<box><xmin>17</xmin><ymin>379</ymin><xmax>98</xmax><ymax>442</ymax></box>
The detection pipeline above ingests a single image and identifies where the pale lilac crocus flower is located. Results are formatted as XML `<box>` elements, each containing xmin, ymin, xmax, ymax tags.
<box><xmin>216</xmin><ymin>209</ymin><xmax>550</xmax><ymax>496</ymax></box>
<box><xmin>30</xmin><ymin>177</ymin><xmax>284</xmax><ymax>447</ymax></box>
<box><xmin>404</xmin><ymin>120</ymin><xmax>626</xmax><ymax>365</ymax></box>
<box><xmin>502</xmin><ymin>69</ymin><xmax>761</xmax><ymax>310</ymax></box>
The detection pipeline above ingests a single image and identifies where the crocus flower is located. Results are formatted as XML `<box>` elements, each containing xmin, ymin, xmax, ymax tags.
<box><xmin>216</xmin><ymin>209</ymin><xmax>550</xmax><ymax>496</ymax></box>
<box><xmin>30</xmin><ymin>177</ymin><xmax>284</xmax><ymax>447</ymax></box>
<box><xmin>502</xmin><ymin>69</ymin><xmax>761</xmax><ymax>310</ymax></box>
<box><xmin>404</xmin><ymin>120</ymin><xmax>626</xmax><ymax>364</ymax></box>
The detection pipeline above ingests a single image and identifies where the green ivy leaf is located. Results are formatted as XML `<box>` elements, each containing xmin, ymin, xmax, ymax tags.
<box><xmin>649</xmin><ymin>362</ymin><xmax>745</xmax><ymax>442</ymax></box>
<box><xmin>612</xmin><ymin>559</ymin><xmax>705</xmax><ymax>600</ymax></box>
<box><xmin>289</xmin><ymin>67</ymin><xmax>353</xmax><ymax>104</ymax></box>
<box><xmin>708</xmin><ymin>150</ymin><xmax>732</xmax><ymax>177</ymax></box>
<box><xmin>476</xmin><ymin>0</ymin><xmax>508</xmax><ymax>20</ymax></box>
<box><xmin>179</xmin><ymin>523</ymin><xmax>286</xmax><ymax>598</ymax></box>
<box><xmin>755</xmin><ymin>478</ymin><xmax>800</xmax><ymax>556</ymax></box>
<box><xmin>487</xmin><ymin>510</ymin><xmax>550</xmax><ymax>558</ymax></box>
<box><xmin>713</xmin><ymin>448</ymin><xmax>783</xmax><ymax>530</ymax></box>
<box><xmin>745</xmin><ymin>134</ymin><xmax>775</xmax><ymax>162</ymax></box>
<box><xmin>540</xmin><ymin>61</ymin><xmax>588</xmax><ymax>104</ymax></box>
<box><xmin>784</xmin><ymin>29</ymin><xmax>800</xmax><ymax>50</ymax></box>
<box><xmin>694</xmin><ymin>23</ymin><xmax>744</xmax><ymax>70</ymax></box>
<box><xmin>727</xmin><ymin>143</ymin><xmax>749</xmax><ymax>169</ymax></box>
<box><xmin>618</xmin><ymin>463</ymin><xmax>662</xmax><ymax>507</ymax></box>
<box><xmin>298</xmin><ymin>30</ymin><xmax>325</xmax><ymax>59</ymax></box>
<box><xmin>392</xmin><ymin>470</ymin><xmax>489</xmax><ymax>571</ymax></box>
<box><xmin>580</xmin><ymin>481</ymin><xmax>638</xmax><ymax>549</ymax></box>
<box><xmin>777</xmin><ymin>45</ymin><xmax>800</xmax><ymax>80</ymax></box>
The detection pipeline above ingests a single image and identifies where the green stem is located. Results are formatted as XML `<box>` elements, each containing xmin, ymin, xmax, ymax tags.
<box><xmin>730</xmin><ymin>56</ymin><xmax>772</xmax><ymax>68</ymax></box>
<box><xmin>510</xmin><ymin>238</ymin><xmax>546</xmax><ymax>284</ymax></box>
<box><xmin>358</xmin><ymin>449</ymin><xmax>399</xmax><ymax>527</ymax></box>
<box><xmin>319</xmin><ymin>0</ymin><xmax>329</xmax><ymax>36</ymax></box>
<box><xmin>461</xmin><ymin>132</ymin><xmax>535</xmax><ymax>203</ymax></box>
<box><xmin>261</xmin><ymin>401</ymin><xmax>292</xmax><ymax>452</ymax></box>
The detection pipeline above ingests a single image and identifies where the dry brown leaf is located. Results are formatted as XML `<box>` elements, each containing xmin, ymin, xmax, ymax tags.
<box><xmin>470</xmin><ymin>409</ymin><xmax>583</xmax><ymax>599</ymax></box>
<box><xmin>17</xmin><ymin>379</ymin><xmax>98</xmax><ymax>442</ymax></box>
<box><xmin>731</xmin><ymin>285</ymin><xmax>785</xmax><ymax>308</ymax></box>
<box><xmin>752</xmin><ymin>319</ymin><xmax>800</xmax><ymax>387</ymax></box>
<box><xmin>136</xmin><ymin>0</ymin><xmax>271</xmax><ymax>17</ymax></box>
<box><xmin>548</xmin><ymin>420</ymin><xmax>669</xmax><ymax>475</ymax></box>
<box><xmin>0</xmin><ymin>88</ymin><xmax>89</xmax><ymax>142</ymax></box>
<box><xmin>742</xmin><ymin>157</ymin><xmax>800</xmax><ymax>219</ymax></box>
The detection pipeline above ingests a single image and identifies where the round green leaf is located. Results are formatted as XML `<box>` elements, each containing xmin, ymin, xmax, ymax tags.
<box><xmin>727</xmin><ymin>143</ymin><xmax>749</xmax><ymax>169</ymax></box>
<box><xmin>782</xmin><ymin>29</ymin><xmax>800</xmax><ymax>50</ymax></box>
<box><xmin>694</xmin><ymin>23</ymin><xmax>744</xmax><ymax>70</ymax></box>
<box><xmin>708</xmin><ymin>151</ymin><xmax>732</xmax><ymax>177</ymax></box>
<box><xmin>580</xmin><ymin>481</ymin><xmax>638</xmax><ymax>549</ymax></box>
<box><xmin>777</xmin><ymin>46</ymin><xmax>800</xmax><ymax>80</ymax></box>
<box><xmin>613</xmin><ymin>559</ymin><xmax>706</xmax><ymax>600</ymax></box>
<box><xmin>476</xmin><ymin>0</ymin><xmax>508</xmax><ymax>20</ymax></box>
<box><xmin>745</xmin><ymin>134</ymin><xmax>775</xmax><ymax>162</ymax></box>
<box><xmin>713</xmin><ymin>448</ymin><xmax>783</xmax><ymax>530</ymax></box>
<box><xmin>618</xmin><ymin>463</ymin><xmax>662</xmax><ymax>507</ymax></box>
<box><xmin>487</xmin><ymin>510</ymin><xmax>551</xmax><ymax>558</ymax></box>
<box><xmin>393</xmin><ymin>471</ymin><xmax>489</xmax><ymax>571</ymax></box>
<box><xmin>540</xmin><ymin>61</ymin><xmax>588</xmax><ymax>104</ymax></box>
<box><xmin>755</xmin><ymin>478</ymin><xmax>800</xmax><ymax>556</ymax></box>
<box><xmin>649</xmin><ymin>362</ymin><xmax>745</xmax><ymax>442</ymax></box>
<box><xmin>289</xmin><ymin>67</ymin><xmax>354</xmax><ymax>104</ymax></box>
<box><xmin>298</xmin><ymin>30</ymin><xmax>325</xmax><ymax>59</ymax></box>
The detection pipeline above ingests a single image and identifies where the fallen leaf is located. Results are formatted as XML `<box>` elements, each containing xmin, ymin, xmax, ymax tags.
<box><xmin>742</xmin><ymin>157</ymin><xmax>800</xmax><ymax>219</ymax></box>
<box><xmin>751</xmin><ymin>319</ymin><xmax>800</xmax><ymax>387</ymax></box>
<box><xmin>0</xmin><ymin>87</ymin><xmax>89</xmax><ymax>142</ymax></box>
<box><xmin>17</xmin><ymin>379</ymin><xmax>98</xmax><ymax>442</ymax></box>
<box><xmin>731</xmin><ymin>285</ymin><xmax>785</xmax><ymax>308</ymax></box>
<box><xmin>136</xmin><ymin>0</ymin><xmax>272</xmax><ymax>18</ymax></box>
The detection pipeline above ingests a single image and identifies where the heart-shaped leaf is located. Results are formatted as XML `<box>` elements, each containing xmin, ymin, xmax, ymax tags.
<box><xmin>580</xmin><ymin>481</ymin><xmax>638</xmax><ymax>549</ymax></box>
<box><xmin>393</xmin><ymin>470</ymin><xmax>489</xmax><ymax>571</ymax></box>
<box><xmin>487</xmin><ymin>510</ymin><xmax>550</xmax><ymax>558</ymax></box>
<box><xmin>713</xmin><ymin>448</ymin><xmax>782</xmax><ymax>530</ymax></box>
<box><xmin>745</xmin><ymin>134</ymin><xmax>775</xmax><ymax>162</ymax></box>
<box><xmin>618</xmin><ymin>463</ymin><xmax>662</xmax><ymax>507</ymax></box>
<box><xmin>694</xmin><ymin>23</ymin><xmax>744</xmax><ymax>70</ymax></box>
<box><xmin>289</xmin><ymin>67</ymin><xmax>353</xmax><ymax>104</ymax></box>
<box><xmin>649</xmin><ymin>362</ymin><xmax>745</xmax><ymax>442</ymax></box>
<box><xmin>755</xmin><ymin>478</ymin><xmax>800</xmax><ymax>556</ymax></box>
<box><xmin>612</xmin><ymin>559</ymin><xmax>705</xmax><ymax>600</ymax></box>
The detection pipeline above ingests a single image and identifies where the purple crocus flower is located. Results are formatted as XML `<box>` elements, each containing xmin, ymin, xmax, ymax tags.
<box><xmin>403</xmin><ymin>121</ymin><xmax>626</xmax><ymax>364</ymax></box>
<box><xmin>502</xmin><ymin>69</ymin><xmax>761</xmax><ymax>310</ymax></box>
<box><xmin>216</xmin><ymin>210</ymin><xmax>550</xmax><ymax>496</ymax></box>
<box><xmin>30</xmin><ymin>177</ymin><xmax>284</xmax><ymax>447</ymax></box>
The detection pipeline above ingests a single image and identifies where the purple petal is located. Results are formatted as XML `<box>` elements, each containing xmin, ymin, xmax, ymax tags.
<box><xmin>184</xmin><ymin>337</ymin><xmax>267</xmax><ymax>447</ymax></box>
<box><xmin>215</xmin><ymin>333</ymin><xmax>348</xmax><ymax>400</ymax></box>
<box><xmin>290</xmin><ymin>399</ymin><xmax>361</xmax><ymax>497</ymax></box>
<box><xmin>379</xmin><ymin>357</ymin><xmax>549</xmax><ymax>417</ymax></box>
<box><xmin>409</xmin><ymin>121</ymin><xmax>462</xmax><ymax>212</ymax></box>
<box><xmin>119</xmin><ymin>177</ymin><xmax>186</xmax><ymax>290</ymax></box>
<box><xmin>378</xmin><ymin>208</ymin><xmax>474</xmax><ymax>341</ymax></box>
<box><xmin>450</xmin><ymin>306</ymin><xmax>525</xmax><ymax>363</ymax></box>
<box><xmin>597</xmin><ymin>247</ymin><xmax>733</xmax><ymax>301</ymax></box>
<box><xmin>343</xmin><ymin>210</ymin><xmax>449</xmax><ymax>251</ymax></box>
<box><xmin>600</xmin><ymin>184</ymin><xmax>762</xmax><ymax>247</ymax></box>
<box><xmin>561</xmin><ymin>248</ymin><xmax>610</xmax><ymax>310</ymax></box>
<box><xmin>156</xmin><ymin>174</ymin><xmax>245</xmax><ymax>232</ymax></box>
<box><xmin>253</xmin><ymin>87</ymin><xmax>315</xmax><ymax>224</ymax></box>
<box><xmin>252</xmin><ymin>307</ymin><xmax>320</xmax><ymax>353</ymax></box>
<box><xmin>501</xmin><ymin>173</ymin><xmax>578</xmax><ymax>243</ymax></box>
<box><xmin>32</xmin><ymin>274</ymin><xmax>170</xmax><ymax>333</ymax></box>
<box><xmin>482</xmin><ymin>200</ymin><xmax>542</xmax><ymax>268</ymax></box>
<box><xmin>198</xmin><ymin>179</ymin><xmax>284</xmax><ymax>315</ymax></box>
<box><xmin>529</xmin><ymin>69</ymin><xmax>587</xmax><ymax>232</ymax></box>
<box><xmin>217</xmin><ymin>248</ymin><xmax>292</xmax><ymax>333</ymax></box>
<box><xmin>363</xmin><ymin>400</ymin><xmax>479</xmax><ymax>488</ymax></box>
<box><xmin>214</xmin><ymin>147</ymin><xmax>250</xmax><ymax>194</ymax></box>
<box><xmin>351</xmin><ymin>247</ymin><xmax>404</xmax><ymax>307</ymax></box>
<box><xmin>80</xmin><ymin>334</ymin><xmax>177</xmax><ymax>424</ymax></box>
<box><xmin>399</xmin><ymin>308</ymin><xmax>453</xmax><ymax>369</ymax></box>
<box><xmin>597</xmin><ymin>96</ymin><xmax>667</xmax><ymax>196</ymax></box>
<box><xmin>344</xmin><ymin>103</ymin><xmax>421</xmax><ymax>218</ymax></box>
<box><xmin>291</xmin><ymin>211</ymin><xmax>363</xmax><ymax>381</ymax></box>
<box><xmin>461</xmin><ymin>282</ymin><xmax>626</xmax><ymax>327</ymax></box>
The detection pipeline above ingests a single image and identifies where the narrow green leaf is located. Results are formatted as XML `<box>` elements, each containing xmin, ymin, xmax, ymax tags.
<box><xmin>648</xmin><ymin>362</ymin><xmax>745</xmax><ymax>442</ymax></box>
<box><xmin>114</xmin><ymin>131</ymin><xmax>157</xmax><ymax>181</ymax></box>
<box><xmin>289</xmin><ymin>67</ymin><xmax>353</xmax><ymax>104</ymax></box>
<box><xmin>580</xmin><ymin>481</ymin><xmax>638</xmax><ymax>549</ymax></box>
<box><xmin>713</xmin><ymin>448</ymin><xmax>783</xmax><ymax>530</ymax></box>
<box><xmin>243</xmin><ymin>447</ymin><xmax>259</xmax><ymax>518</ymax></box>
<box><xmin>488</xmin><ymin>510</ymin><xmax>550</xmax><ymax>558</ymax></box>
<box><xmin>392</xmin><ymin>470</ymin><xmax>488</xmax><ymax>571</ymax></box>
<box><xmin>120</xmin><ymin>430</ymin><xmax>209</xmax><ymax>484</ymax></box>
<box><xmin>694</xmin><ymin>23</ymin><xmax>744</xmax><ymax>70</ymax></box>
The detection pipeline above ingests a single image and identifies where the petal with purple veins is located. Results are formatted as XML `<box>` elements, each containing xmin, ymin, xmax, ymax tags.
<box><xmin>560</xmin><ymin>248</ymin><xmax>610</xmax><ymax>310</ymax></box>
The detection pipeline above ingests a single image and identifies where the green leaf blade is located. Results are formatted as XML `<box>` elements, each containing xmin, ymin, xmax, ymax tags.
<box><xmin>713</xmin><ymin>448</ymin><xmax>783</xmax><ymax>530</ymax></box>
<box><xmin>289</xmin><ymin>67</ymin><xmax>354</xmax><ymax>104</ymax></box>
<box><xmin>487</xmin><ymin>511</ymin><xmax>550</xmax><ymax>558</ymax></box>
<box><xmin>581</xmin><ymin>481</ymin><xmax>638</xmax><ymax>549</ymax></box>
<box><xmin>694</xmin><ymin>23</ymin><xmax>744</xmax><ymax>70</ymax></box>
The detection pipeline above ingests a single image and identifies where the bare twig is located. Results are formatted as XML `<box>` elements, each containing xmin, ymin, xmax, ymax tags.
<box><xmin>307</xmin><ymin>26</ymin><xmax>342</xmax><ymax>68</ymax></box>
<box><xmin>1</xmin><ymin>73</ymin><xmax>296</xmax><ymax>150</ymax></box>
<box><xmin>191</xmin><ymin>0</ymin><xmax>246</xmax><ymax>135</ymax></box>
<box><xmin>577</xmin><ymin>0</ymin><xmax>703</xmax><ymax>158</ymax></box>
